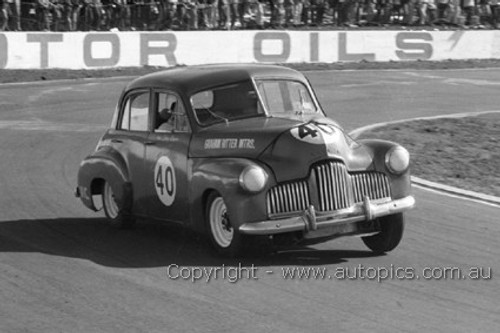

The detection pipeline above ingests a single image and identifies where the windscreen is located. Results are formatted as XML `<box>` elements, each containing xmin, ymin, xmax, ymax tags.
<box><xmin>255</xmin><ymin>79</ymin><xmax>318</xmax><ymax>116</ymax></box>
<box><xmin>191</xmin><ymin>80</ymin><xmax>264</xmax><ymax>125</ymax></box>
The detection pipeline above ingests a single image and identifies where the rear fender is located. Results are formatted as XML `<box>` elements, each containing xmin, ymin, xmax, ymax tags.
<box><xmin>77</xmin><ymin>148</ymin><xmax>132</xmax><ymax>213</ymax></box>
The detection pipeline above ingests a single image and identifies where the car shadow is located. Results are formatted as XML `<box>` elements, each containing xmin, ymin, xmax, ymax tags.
<box><xmin>0</xmin><ymin>217</ymin><xmax>379</xmax><ymax>268</ymax></box>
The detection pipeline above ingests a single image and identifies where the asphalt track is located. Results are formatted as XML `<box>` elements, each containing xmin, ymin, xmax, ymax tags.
<box><xmin>1</xmin><ymin>69</ymin><xmax>499</xmax><ymax>332</ymax></box>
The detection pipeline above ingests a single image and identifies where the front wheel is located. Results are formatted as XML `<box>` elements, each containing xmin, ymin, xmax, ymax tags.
<box><xmin>206</xmin><ymin>192</ymin><xmax>245</xmax><ymax>257</ymax></box>
<box><xmin>362</xmin><ymin>213</ymin><xmax>404</xmax><ymax>254</ymax></box>
<box><xmin>102</xmin><ymin>181</ymin><xmax>135</xmax><ymax>229</ymax></box>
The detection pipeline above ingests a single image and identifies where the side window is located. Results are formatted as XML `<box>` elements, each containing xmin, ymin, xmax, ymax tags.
<box><xmin>119</xmin><ymin>91</ymin><xmax>150</xmax><ymax>131</ymax></box>
<box><xmin>120</xmin><ymin>99</ymin><xmax>131</xmax><ymax>130</ymax></box>
<box><xmin>155</xmin><ymin>92</ymin><xmax>190</xmax><ymax>132</ymax></box>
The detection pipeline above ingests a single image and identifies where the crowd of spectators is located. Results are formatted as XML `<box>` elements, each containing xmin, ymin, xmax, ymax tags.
<box><xmin>1</xmin><ymin>0</ymin><xmax>499</xmax><ymax>32</ymax></box>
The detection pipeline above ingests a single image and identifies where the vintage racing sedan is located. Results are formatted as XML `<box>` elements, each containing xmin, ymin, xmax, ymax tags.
<box><xmin>76</xmin><ymin>64</ymin><xmax>415</xmax><ymax>257</ymax></box>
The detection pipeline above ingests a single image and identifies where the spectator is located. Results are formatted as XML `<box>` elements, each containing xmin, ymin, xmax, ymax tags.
<box><xmin>109</xmin><ymin>0</ymin><xmax>125</xmax><ymax>30</ymax></box>
<box><xmin>364</xmin><ymin>0</ymin><xmax>377</xmax><ymax>25</ymax></box>
<box><xmin>301</xmin><ymin>0</ymin><xmax>310</xmax><ymax>24</ymax></box>
<box><xmin>392</xmin><ymin>0</ymin><xmax>403</xmax><ymax>23</ymax></box>
<box><xmin>284</xmin><ymin>0</ymin><xmax>293</xmax><ymax>26</ymax></box>
<box><xmin>448</xmin><ymin>0</ymin><xmax>461</xmax><ymax>24</ymax></box>
<box><xmin>101</xmin><ymin>0</ymin><xmax>112</xmax><ymax>29</ymax></box>
<box><xmin>0</xmin><ymin>0</ymin><xmax>6</xmax><ymax>31</ymax></box>
<box><xmin>63</xmin><ymin>0</ymin><xmax>79</xmax><ymax>30</ymax></box>
<box><xmin>50</xmin><ymin>0</ymin><xmax>63</xmax><ymax>30</ymax></box>
<box><xmin>196</xmin><ymin>0</ymin><xmax>208</xmax><ymax>28</ymax></box>
<box><xmin>160</xmin><ymin>0</ymin><xmax>176</xmax><ymax>28</ymax></box>
<box><xmin>478</xmin><ymin>0</ymin><xmax>490</xmax><ymax>25</ymax></box>
<box><xmin>245</xmin><ymin>0</ymin><xmax>263</xmax><ymax>27</ymax></box>
<box><xmin>270</xmin><ymin>0</ymin><xmax>284</xmax><ymax>27</ymax></box>
<box><xmin>185</xmin><ymin>0</ymin><xmax>198</xmax><ymax>29</ymax></box>
<box><xmin>129</xmin><ymin>0</ymin><xmax>139</xmax><ymax>29</ymax></box>
<box><xmin>36</xmin><ymin>0</ymin><xmax>51</xmax><ymax>30</ymax></box>
<box><xmin>491</xmin><ymin>0</ymin><xmax>499</xmax><ymax>27</ymax></box>
<box><xmin>206</xmin><ymin>0</ymin><xmax>217</xmax><ymax>28</ymax></box>
<box><xmin>20</xmin><ymin>0</ymin><xmax>37</xmax><ymax>30</ymax></box>
<box><xmin>310</xmin><ymin>0</ymin><xmax>325</xmax><ymax>25</ymax></box>
<box><xmin>292</xmin><ymin>0</ymin><xmax>303</xmax><ymax>25</ymax></box>
<box><xmin>462</xmin><ymin>0</ymin><xmax>475</xmax><ymax>25</ymax></box>
<box><xmin>436</xmin><ymin>0</ymin><xmax>449</xmax><ymax>23</ymax></box>
<box><xmin>6</xmin><ymin>0</ymin><xmax>21</xmax><ymax>30</ymax></box>
<box><xmin>401</xmin><ymin>0</ymin><xmax>416</xmax><ymax>24</ymax></box>
<box><xmin>218</xmin><ymin>0</ymin><xmax>230</xmax><ymax>28</ymax></box>
<box><xmin>228</xmin><ymin>0</ymin><xmax>240</xmax><ymax>28</ymax></box>
<box><xmin>418</xmin><ymin>0</ymin><xmax>436</xmax><ymax>24</ymax></box>
<box><xmin>376</xmin><ymin>0</ymin><xmax>392</xmax><ymax>24</ymax></box>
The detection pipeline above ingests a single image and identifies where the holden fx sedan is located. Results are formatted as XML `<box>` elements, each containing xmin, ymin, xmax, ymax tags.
<box><xmin>76</xmin><ymin>64</ymin><xmax>415</xmax><ymax>257</ymax></box>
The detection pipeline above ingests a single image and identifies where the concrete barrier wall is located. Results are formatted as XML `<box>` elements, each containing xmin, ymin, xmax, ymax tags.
<box><xmin>1</xmin><ymin>31</ymin><xmax>500</xmax><ymax>69</ymax></box>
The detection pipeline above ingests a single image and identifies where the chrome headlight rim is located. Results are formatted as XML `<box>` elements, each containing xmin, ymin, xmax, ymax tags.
<box><xmin>239</xmin><ymin>165</ymin><xmax>269</xmax><ymax>193</ymax></box>
<box><xmin>385</xmin><ymin>146</ymin><xmax>410</xmax><ymax>175</ymax></box>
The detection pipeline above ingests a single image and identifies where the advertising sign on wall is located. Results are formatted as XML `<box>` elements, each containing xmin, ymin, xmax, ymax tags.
<box><xmin>1</xmin><ymin>31</ymin><xmax>499</xmax><ymax>69</ymax></box>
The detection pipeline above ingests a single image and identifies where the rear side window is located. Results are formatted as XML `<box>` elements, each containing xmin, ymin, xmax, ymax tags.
<box><xmin>119</xmin><ymin>91</ymin><xmax>150</xmax><ymax>131</ymax></box>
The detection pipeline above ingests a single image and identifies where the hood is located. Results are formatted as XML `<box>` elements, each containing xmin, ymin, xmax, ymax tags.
<box><xmin>189</xmin><ymin>115</ymin><xmax>374</xmax><ymax>182</ymax></box>
<box><xmin>189</xmin><ymin>116</ymin><xmax>307</xmax><ymax>158</ymax></box>
<box><xmin>258</xmin><ymin>118</ymin><xmax>375</xmax><ymax>182</ymax></box>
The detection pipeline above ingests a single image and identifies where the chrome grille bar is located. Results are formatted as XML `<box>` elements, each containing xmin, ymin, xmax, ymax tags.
<box><xmin>351</xmin><ymin>172</ymin><xmax>391</xmax><ymax>203</ymax></box>
<box><xmin>313</xmin><ymin>161</ymin><xmax>391</xmax><ymax>212</ymax></box>
<box><xmin>313</xmin><ymin>161</ymin><xmax>354</xmax><ymax>211</ymax></box>
<box><xmin>267</xmin><ymin>180</ymin><xmax>310</xmax><ymax>216</ymax></box>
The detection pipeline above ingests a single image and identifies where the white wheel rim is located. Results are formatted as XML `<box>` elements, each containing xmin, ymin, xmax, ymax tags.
<box><xmin>209</xmin><ymin>197</ymin><xmax>233</xmax><ymax>248</ymax></box>
<box><xmin>103</xmin><ymin>182</ymin><xmax>119</xmax><ymax>219</ymax></box>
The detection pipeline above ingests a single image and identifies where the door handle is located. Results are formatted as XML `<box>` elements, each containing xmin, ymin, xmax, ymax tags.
<box><xmin>111</xmin><ymin>139</ymin><xmax>123</xmax><ymax>143</ymax></box>
<box><xmin>145</xmin><ymin>141</ymin><xmax>156</xmax><ymax>146</ymax></box>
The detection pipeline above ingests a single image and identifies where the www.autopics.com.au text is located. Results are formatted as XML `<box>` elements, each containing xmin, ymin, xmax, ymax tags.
<box><xmin>166</xmin><ymin>264</ymin><xmax>492</xmax><ymax>283</ymax></box>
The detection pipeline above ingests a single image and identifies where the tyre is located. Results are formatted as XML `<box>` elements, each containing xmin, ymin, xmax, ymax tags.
<box><xmin>362</xmin><ymin>213</ymin><xmax>404</xmax><ymax>254</ymax></box>
<box><xmin>206</xmin><ymin>192</ymin><xmax>245</xmax><ymax>257</ymax></box>
<box><xmin>102</xmin><ymin>181</ymin><xmax>135</xmax><ymax>228</ymax></box>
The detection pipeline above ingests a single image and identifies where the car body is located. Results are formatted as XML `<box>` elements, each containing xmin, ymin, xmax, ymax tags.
<box><xmin>76</xmin><ymin>64</ymin><xmax>415</xmax><ymax>256</ymax></box>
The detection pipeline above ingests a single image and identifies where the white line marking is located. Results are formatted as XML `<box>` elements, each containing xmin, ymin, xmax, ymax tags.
<box><xmin>349</xmin><ymin>110</ymin><xmax>500</xmax><ymax>139</ymax></box>
<box><xmin>413</xmin><ymin>183</ymin><xmax>500</xmax><ymax>208</ymax></box>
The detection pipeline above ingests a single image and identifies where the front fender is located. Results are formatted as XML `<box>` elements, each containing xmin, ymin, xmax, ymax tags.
<box><xmin>359</xmin><ymin>139</ymin><xmax>412</xmax><ymax>199</ymax></box>
<box><xmin>189</xmin><ymin>158</ymin><xmax>274</xmax><ymax>233</ymax></box>
<box><xmin>77</xmin><ymin>147</ymin><xmax>131</xmax><ymax>212</ymax></box>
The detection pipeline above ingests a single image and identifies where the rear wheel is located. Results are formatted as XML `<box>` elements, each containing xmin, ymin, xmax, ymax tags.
<box><xmin>102</xmin><ymin>181</ymin><xmax>135</xmax><ymax>228</ymax></box>
<box><xmin>206</xmin><ymin>192</ymin><xmax>245</xmax><ymax>257</ymax></box>
<box><xmin>362</xmin><ymin>213</ymin><xmax>404</xmax><ymax>254</ymax></box>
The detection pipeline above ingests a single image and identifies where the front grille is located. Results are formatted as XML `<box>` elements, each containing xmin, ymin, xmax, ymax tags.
<box><xmin>312</xmin><ymin>161</ymin><xmax>391</xmax><ymax>212</ymax></box>
<box><xmin>351</xmin><ymin>172</ymin><xmax>391</xmax><ymax>203</ymax></box>
<box><xmin>267</xmin><ymin>180</ymin><xmax>310</xmax><ymax>216</ymax></box>
<box><xmin>313</xmin><ymin>161</ymin><xmax>353</xmax><ymax>211</ymax></box>
<box><xmin>266</xmin><ymin>160</ymin><xmax>392</xmax><ymax>217</ymax></box>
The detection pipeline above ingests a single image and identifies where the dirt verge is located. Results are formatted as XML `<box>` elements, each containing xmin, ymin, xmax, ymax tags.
<box><xmin>356</xmin><ymin>113</ymin><xmax>500</xmax><ymax>197</ymax></box>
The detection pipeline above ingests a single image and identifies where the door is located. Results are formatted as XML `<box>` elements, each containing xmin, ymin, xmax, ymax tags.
<box><xmin>143</xmin><ymin>90</ymin><xmax>191</xmax><ymax>223</ymax></box>
<box><xmin>109</xmin><ymin>89</ymin><xmax>151</xmax><ymax>216</ymax></box>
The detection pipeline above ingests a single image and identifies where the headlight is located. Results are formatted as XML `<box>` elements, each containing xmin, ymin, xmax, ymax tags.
<box><xmin>239</xmin><ymin>165</ymin><xmax>268</xmax><ymax>193</ymax></box>
<box><xmin>385</xmin><ymin>146</ymin><xmax>410</xmax><ymax>174</ymax></box>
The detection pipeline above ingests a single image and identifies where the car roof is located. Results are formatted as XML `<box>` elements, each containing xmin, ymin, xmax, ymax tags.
<box><xmin>125</xmin><ymin>64</ymin><xmax>307</xmax><ymax>95</ymax></box>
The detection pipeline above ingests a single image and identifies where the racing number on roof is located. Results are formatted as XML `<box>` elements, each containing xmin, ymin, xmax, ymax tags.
<box><xmin>154</xmin><ymin>156</ymin><xmax>176</xmax><ymax>206</ymax></box>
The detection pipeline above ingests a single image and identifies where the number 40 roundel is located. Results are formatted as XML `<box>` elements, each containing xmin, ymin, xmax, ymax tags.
<box><xmin>154</xmin><ymin>156</ymin><xmax>176</xmax><ymax>206</ymax></box>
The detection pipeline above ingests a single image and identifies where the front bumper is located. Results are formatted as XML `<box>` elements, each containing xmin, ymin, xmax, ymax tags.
<box><xmin>239</xmin><ymin>195</ymin><xmax>415</xmax><ymax>236</ymax></box>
